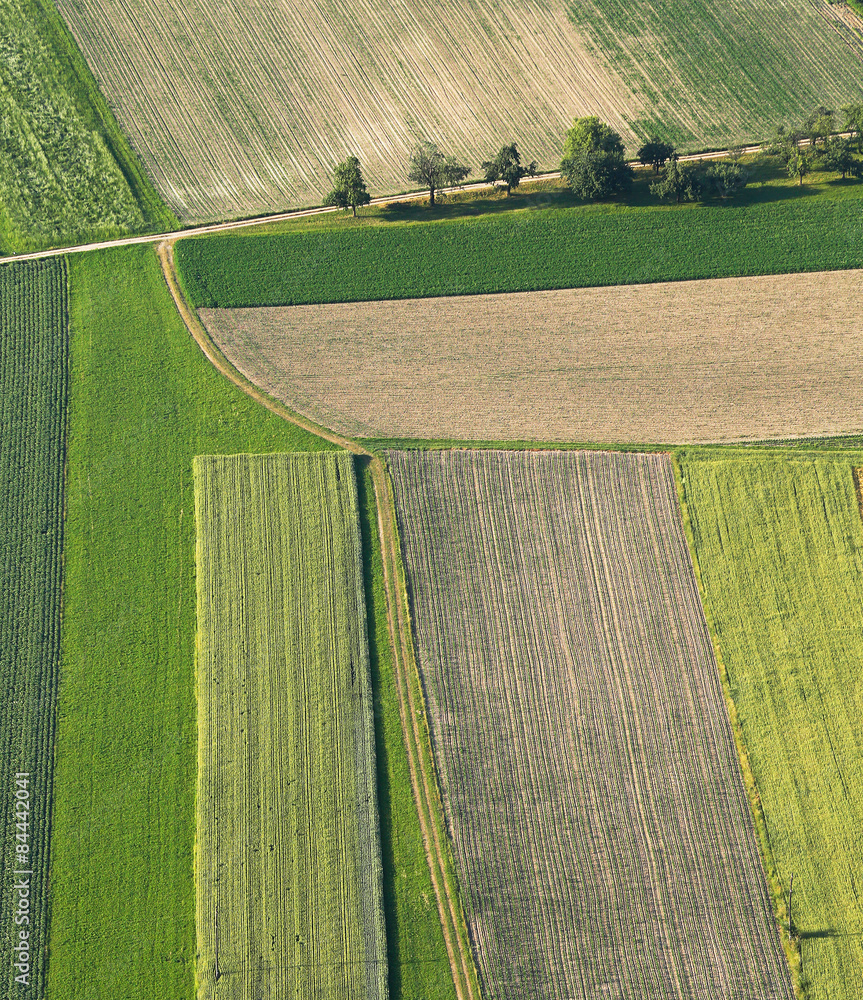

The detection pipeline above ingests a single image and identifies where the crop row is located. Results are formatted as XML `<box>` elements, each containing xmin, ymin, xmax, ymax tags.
<box><xmin>51</xmin><ymin>0</ymin><xmax>863</xmax><ymax>224</ymax></box>
<box><xmin>388</xmin><ymin>448</ymin><xmax>793</xmax><ymax>999</ymax></box>
<box><xmin>177</xmin><ymin>189</ymin><xmax>863</xmax><ymax>308</ymax></box>
<box><xmin>567</xmin><ymin>0</ymin><xmax>863</xmax><ymax>147</ymax></box>
<box><xmin>0</xmin><ymin>259</ymin><xmax>68</xmax><ymax>999</ymax></box>
<box><xmin>682</xmin><ymin>451</ymin><xmax>863</xmax><ymax>998</ymax></box>
<box><xmin>193</xmin><ymin>452</ymin><xmax>387</xmax><ymax>999</ymax></box>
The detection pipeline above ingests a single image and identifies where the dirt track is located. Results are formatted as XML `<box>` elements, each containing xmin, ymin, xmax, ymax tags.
<box><xmin>157</xmin><ymin>240</ymin><xmax>480</xmax><ymax>1000</ymax></box>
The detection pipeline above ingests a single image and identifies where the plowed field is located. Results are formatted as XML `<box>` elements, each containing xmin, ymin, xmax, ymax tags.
<box><xmin>387</xmin><ymin>448</ymin><xmax>792</xmax><ymax>1000</ymax></box>
<box><xmin>194</xmin><ymin>452</ymin><xmax>387</xmax><ymax>1000</ymax></box>
<box><xmin>200</xmin><ymin>269</ymin><xmax>863</xmax><ymax>444</ymax></box>
<box><xmin>53</xmin><ymin>0</ymin><xmax>863</xmax><ymax>222</ymax></box>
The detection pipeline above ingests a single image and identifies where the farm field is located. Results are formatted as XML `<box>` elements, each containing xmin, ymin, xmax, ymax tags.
<box><xmin>387</xmin><ymin>448</ymin><xmax>793</xmax><ymax>999</ymax></box>
<box><xmin>0</xmin><ymin>0</ymin><xmax>175</xmax><ymax>254</ymax></box>
<box><xmin>0</xmin><ymin>259</ymin><xmax>68</xmax><ymax>998</ymax></box>
<box><xmin>680</xmin><ymin>451</ymin><xmax>863</xmax><ymax>1000</ymax></box>
<box><xmin>200</xmin><ymin>268</ymin><xmax>863</xmax><ymax>444</ymax></box>
<box><xmin>50</xmin><ymin>0</ymin><xmax>863</xmax><ymax>222</ymax></box>
<box><xmin>194</xmin><ymin>453</ymin><xmax>387</xmax><ymax>999</ymax></box>
<box><xmin>45</xmin><ymin>245</ymin><xmax>335</xmax><ymax>1000</ymax></box>
<box><xmin>566</xmin><ymin>0</ymin><xmax>863</xmax><ymax>147</ymax></box>
<box><xmin>177</xmin><ymin>182</ymin><xmax>863</xmax><ymax>308</ymax></box>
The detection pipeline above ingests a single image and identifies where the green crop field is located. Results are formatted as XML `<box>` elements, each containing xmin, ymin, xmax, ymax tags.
<box><xmin>45</xmin><ymin>245</ymin><xmax>334</xmax><ymax>1000</ymax></box>
<box><xmin>388</xmin><ymin>448</ymin><xmax>793</xmax><ymax>999</ymax></box>
<box><xmin>0</xmin><ymin>259</ymin><xmax>68</xmax><ymax>1000</ymax></box>
<box><xmin>566</xmin><ymin>0</ymin><xmax>863</xmax><ymax>147</ymax></box>
<box><xmin>0</xmin><ymin>0</ymin><xmax>175</xmax><ymax>254</ymax></box>
<box><xmin>680</xmin><ymin>451</ymin><xmax>863</xmax><ymax>1000</ymax></box>
<box><xmin>176</xmin><ymin>181</ymin><xmax>863</xmax><ymax>308</ymax></box>
<box><xmin>194</xmin><ymin>453</ymin><xmax>387</xmax><ymax>999</ymax></box>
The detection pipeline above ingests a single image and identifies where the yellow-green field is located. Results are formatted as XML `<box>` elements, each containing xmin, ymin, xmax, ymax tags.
<box><xmin>681</xmin><ymin>451</ymin><xmax>863</xmax><ymax>1000</ymax></box>
<box><xmin>193</xmin><ymin>452</ymin><xmax>387</xmax><ymax>1000</ymax></box>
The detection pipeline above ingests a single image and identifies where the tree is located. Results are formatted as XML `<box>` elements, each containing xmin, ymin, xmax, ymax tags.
<box><xmin>820</xmin><ymin>136</ymin><xmax>856</xmax><ymax>179</ymax></box>
<box><xmin>802</xmin><ymin>105</ymin><xmax>834</xmax><ymax>148</ymax></box>
<box><xmin>408</xmin><ymin>141</ymin><xmax>470</xmax><ymax>206</ymax></box>
<box><xmin>842</xmin><ymin>103</ymin><xmax>863</xmax><ymax>154</ymax></box>
<box><xmin>637</xmin><ymin>138</ymin><xmax>675</xmax><ymax>174</ymax></box>
<box><xmin>705</xmin><ymin>161</ymin><xmax>749</xmax><ymax>198</ymax></box>
<box><xmin>649</xmin><ymin>155</ymin><xmax>701</xmax><ymax>203</ymax></box>
<box><xmin>482</xmin><ymin>144</ymin><xmax>537</xmax><ymax>194</ymax></box>
<box><xmin>560</xmin><ymin>116</ymin><xmax>633</xmax><ymax>200</ymax></box>
<box><xmin>786</xmin><ymin>149</ymin><xmax>811</xmax><ymax>186</ymax></box>
<box><xmin>323</xmin><ymin>155</ymin><xmax>371</xmax><ymax>216</ymax></box>
<box><xmin>762</xmin><ymin>124</ymin><xmax>802</xmax><ymax>164</ymax></box>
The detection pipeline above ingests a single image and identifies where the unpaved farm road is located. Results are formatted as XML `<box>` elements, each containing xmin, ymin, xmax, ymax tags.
<box><xmin>0</xmin><ymin>142</ymin><xmax>779</xmax><ymax>265</ymax></box>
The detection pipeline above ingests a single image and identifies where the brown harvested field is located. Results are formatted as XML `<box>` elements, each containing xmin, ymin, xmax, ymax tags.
<box><xmin>200</xmin><ymin>268</ymin><xmax>863</xmax><ymax>444</ymax></box>
<box><xmin>387</xmin><ymin>448</ymin><xmax>794</xmax><ymax>1000</ymax></box>
<box><xmin>53</xmin><ymin>0</ymin><xmax>863</xmax><ymax>223</ymax></box>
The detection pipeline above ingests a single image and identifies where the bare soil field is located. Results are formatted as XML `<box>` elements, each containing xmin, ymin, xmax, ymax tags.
<box><xmin>387</xmin><ymin>448</ymin><xmax>793</xmax><ymax>1000</ymax></box>
<box><xmin>52</xmin><ymin>0</ymin><xmax>863</xmax><ymax>223</ymax></box>
<box><xmin>201</xmin><ymin>269</ymin><xmax>863</xmax><ymax>444</ymax></box>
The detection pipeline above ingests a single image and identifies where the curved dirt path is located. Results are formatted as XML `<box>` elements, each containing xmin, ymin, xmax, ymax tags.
<box><xmin>157</xmin><ymin>239</ymin><xmax>480</xmax><ymax>1000</ymax></box>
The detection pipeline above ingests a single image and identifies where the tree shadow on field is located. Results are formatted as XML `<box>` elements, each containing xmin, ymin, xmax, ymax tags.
<box><xmin>354</xmin><ymin>454</ymin><xmax>404</xmax><ymax>999</ymax></box>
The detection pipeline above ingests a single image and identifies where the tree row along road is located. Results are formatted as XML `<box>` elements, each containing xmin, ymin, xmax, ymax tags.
<box><xmin>0</xmin><ymin>142</ymin><xmax>777</xmax><ymax>265</ymax></box>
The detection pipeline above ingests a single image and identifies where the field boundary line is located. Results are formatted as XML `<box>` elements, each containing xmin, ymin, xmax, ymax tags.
<box><xmin>157</xmin><ymin>238</ymin><xmax>480</xmax><ymax>1000</ymax></box>
<box><xmin>672</xmin><ymin>454</ymin><xmax>803</xmax><ymax>995</ymax></box>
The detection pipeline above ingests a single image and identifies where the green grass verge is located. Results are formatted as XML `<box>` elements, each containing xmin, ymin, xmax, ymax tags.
<box><xmin>0</xmin><ymin>0</ymin><xmax>176</xmax><ymax>254</ymax></box>
<box><xmin>176</xmin><ymin>167</ymin><xmax>863</xmax><ymax>306</ymax></box>
<box><xmin>356</xmin><ymin>457</ymin><xmax>458</xmax><ymax>1000</ymax></box>
<box><xmin>47</xmin><ymin>244</ymin><xmax>334</xmax><ymax>1000</ymax></box>
<box><xmin>0</xmin><ymin>259</ymin><xmax>68</xmax><ymax>1000</ymax></box>
<box><xmin>678</xmin><ymin>449</ymin><xmax>863</xmax><ymax>999</ymax></box>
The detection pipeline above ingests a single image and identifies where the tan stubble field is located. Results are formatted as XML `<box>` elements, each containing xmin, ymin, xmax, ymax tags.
<box><xmin>200</xmin><ymin>269</ymin><xmax>863</xmax><ymax>444</ymax></box>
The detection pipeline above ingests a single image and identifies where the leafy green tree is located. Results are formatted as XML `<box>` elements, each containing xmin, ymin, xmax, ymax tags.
<box><xmin>763</xmin><ymin>124</ymin><xmax>802</xmax><ymax>163</ymax></box>
<box><xmin>803</xmin><ymin>105</ymin><xmax>834</xmax><ymax>148</ymax></box>
<box><xmin>705</xmin><ymin>161</ymin><xmax>749</xmax><ymax>198</ymax></box>
<box><xmin>637</xmin><ymin>138</ymin><xmax>675</xmax><ymax>173</ymax></box>
<box><xmin>482</xmin><ymin>144</ymin><xmax>537</xmax><ymax>194</ymax></box>
<box><xmin>786</xmin><ymin>149</ymin><xmax>811</xmax><ymax>186</ymax></box>
<box><xmin>408</xmin><ymin>141</ymin><xmax>470</xmax><ymax>206</ymax></box>
<box><xmin>842</xmin><ymin>103</ymin><xmax>863</xmax><ymax>153</ymax></box>
<box><xmin>560</xmin><ymin>116</ymin><xmax>632</xmax><ymax>200</ymax></box>
<box><xmin>649</xmin><ymin>155</ymin><xmax>701</xmax><ymax>203</ymax></box>
<box><xmin>820</xmin><ymin>136</ymin><xmax>857</xmax><ymax>179</ymax></box>
<box><xmin>323</xmin><ymin>155</ymin><xmax>371</xmax><ymax>216</ymax></box>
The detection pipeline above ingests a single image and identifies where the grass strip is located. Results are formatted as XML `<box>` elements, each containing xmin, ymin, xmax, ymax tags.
<box><xmin>355</xmin><ymin>457</ymin><xmax>457</xmax><ymax>1000</ymax></box>
<box><xmin>46</xmin><ymin>244</ymin><xmax>333</xmax><ymax>1000</ymax></box>
<box><xmin>0</xmin><ymin>259</ymin><xmax>68</xmax><ymax>1000</ymax></box>
<box><xmin>176</xmin><ymin>182</ymin><xmax>863</xmax><ymax>307</ymax></box>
